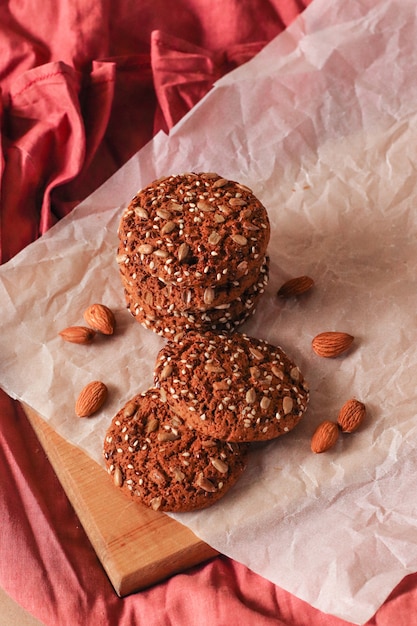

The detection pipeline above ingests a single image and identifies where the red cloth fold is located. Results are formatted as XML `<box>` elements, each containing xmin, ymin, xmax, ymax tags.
<box><xmin>0</xmin><ymin>31</ymin><xmax>268</xmax><ymax>262</ymax></box>
<box><xmin>4</xmin><ymin>1</ymin><xmax>417</xmax><ymax>625</ymax></box>
<box><xmin>151</xmin><ymin>30</ymin><xmax>267</xmax><ymax>129</ymax></box>
<box><xmin>2</xmin><ymin>62</ymin><xmax>85</xmax><ymax>259</ymax></box>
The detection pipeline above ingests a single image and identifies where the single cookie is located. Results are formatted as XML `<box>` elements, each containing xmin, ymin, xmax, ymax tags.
<box><xmin>117</xmin><ymin>172</ymin><xmax>270</xmax><ymax>288</ymax></box>
<box><xmin>124</xmin><ymin>259</ymin><xmax>269</xmax><ymax>338</ymax></box>
<box><xmin>154</xmin><ymin>331</ymin><xmax>309</xmax><ymax>442</ymax></box>
<box><xmin>103</xmin><ymin>388</ymin><xmax>248</xmax><ymax>512</ymax></box>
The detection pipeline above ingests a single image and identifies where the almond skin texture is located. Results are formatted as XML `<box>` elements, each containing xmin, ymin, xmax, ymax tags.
<box><xmin>277</xmin><ymin>275</ymin><xmax>314</xmax><ymax>298</ymax></box>
<box><xmin>59</xmin><ymin>326</ymin><xmax>96</xmax><ymax>344</ymax></box>
<box><xmin>311</xmin><ymin>331</ymin><xmax>354</xmax><ymax>358</ymax></box>
<box><xmin>311</xmin><ymin>420</ymin><xmax>339</xmax><ymax>453</ymax></box>
<box><xmin>337</xmin><ymin>398</ymin><xmax>366</xmax><ymax>433</ymax></box>
<box><xmin>83</xmin><ymin>303</ymin><xmax>115</xmax><ymax>335</ymax></box>
<box><xmin>75</xmin><ymin>381</ymin><xmax>108</xmax><ymax>417</ymax></box>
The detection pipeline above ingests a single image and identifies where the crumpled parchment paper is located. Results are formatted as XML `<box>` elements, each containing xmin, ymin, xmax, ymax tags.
<box><xmin>2</xmin><ymin>0</ymin><xmax>417</xmax><ymax>622</ymax></box>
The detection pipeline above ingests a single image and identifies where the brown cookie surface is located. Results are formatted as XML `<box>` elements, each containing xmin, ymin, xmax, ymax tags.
<box><xmin>154</xmin><ymin>331</ymin><xmax>309</xmax><ymax>442</ymax></box>
<box><xmin>117</xmin><ymin>172</ymin><xmax>270</xmax><ymax>288</ymax></box>
<box><xmin>118</xmin><ymin>252</ymin><xmax>267</xmax><ymax>314</ymax></box>
<box><xmin>129</xmin><ymin>298</ymin><xmax>254</xmax><ymax>339</ymax></box>
<box><xmin>103</xmin><ymin>388</ymin><xmax>249</xmax><ymax>512</ymax></box>
<box><xmin>123</xmin><ymin>259</ymin><xmax>269</xmax><ymax>338</ymax></box>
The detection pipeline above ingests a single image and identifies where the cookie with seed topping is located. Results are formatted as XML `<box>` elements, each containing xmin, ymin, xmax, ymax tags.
<box><xmin>123</xmin><ymin>259</ymin><xmax>269</xmax><ymax>339</ymax></box>
<box><xmin>118</xmin><ymin>252</ymin><xmax>268</xmax><ymax>314</ymax></box>
<box><xmin>153</xmin><ymin>331</ymin><xmax>309</xmax><ymax>442</ymax></box>
<box><xmin>129</xmin><ymin>294</ymin><xmax>255</xmax><ymax>339</ymax></box>
<box><xmin>103</xmin><ymin>388</ymin><xmax>248</xmax><ymax>512</ymax></box>
<box><xmin>117</xmin><ymin>172</ymin><xmax>270</xmax><ymax>289</ymax></box>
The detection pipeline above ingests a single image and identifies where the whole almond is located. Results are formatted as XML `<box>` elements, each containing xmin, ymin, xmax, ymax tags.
<box><xmin>277</xmin><ymin>275</ymin><xmax>314</xmax><ymax>298</ymax></box>
<box><xmin>312</xmin><ymin>331</ymin><xmax>354</xmax><ymax>358</ymax></box>
<box><xmin>337</xmin><ymin>398</ymin><xmax>366</xmax><ymax>433</ymax></box>
<box><xmin>59</xmin><ymin>326</ymin><xmax>96</xmax><ymax>344</ymax></box>
<box><xmin>311</xmin><ymin>420</ymin><xmax>339</xmax><ymax>453</ymax></box>
<box><xmin>75</xmin><ymin>380</ymin><xmax>108</xmax><ymax>417</ymax></box>
<box><xmin>83</xmin><ymin>303</ymin><xmax>115</xmax><ymax>335</ymax></box>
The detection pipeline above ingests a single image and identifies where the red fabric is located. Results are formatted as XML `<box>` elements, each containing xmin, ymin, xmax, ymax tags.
<box><xmin>0</xmin><ymin>0</ymin><xmax>309</xmax><ymax>262</ymax></box>
<box><xmin>2</xmin><ymin>1</ymin><xmax>417</xmax><ymax>624</ymax></box>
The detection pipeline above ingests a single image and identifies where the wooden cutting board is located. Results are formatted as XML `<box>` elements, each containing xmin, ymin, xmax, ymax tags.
<box><xmin>22</xmin><ymin>404</ymin><xmax>218</xmax><ymax>597</ymax></box>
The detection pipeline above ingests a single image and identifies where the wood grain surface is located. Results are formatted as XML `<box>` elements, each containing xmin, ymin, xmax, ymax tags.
<box><xmin>22</xmin><ymin>404</ymin><xmax>218</xmax><ymax>596</ymax></box>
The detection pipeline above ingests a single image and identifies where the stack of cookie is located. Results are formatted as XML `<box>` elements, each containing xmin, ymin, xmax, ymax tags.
<box><xmin>103</xmin><ymin>331</ymin><xmax>309</xmax><ymax>513</ymax></box>
<box><xmin>116</xmin><ymin>172</ymin><xmax>270</xmax><ymax>338</ymax></box>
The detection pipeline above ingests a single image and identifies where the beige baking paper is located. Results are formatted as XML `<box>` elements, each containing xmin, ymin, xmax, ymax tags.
<box><xmin>1</xmin><ymin>0</ymin><xmax>417</xmax><ymax>622</ymax></box>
